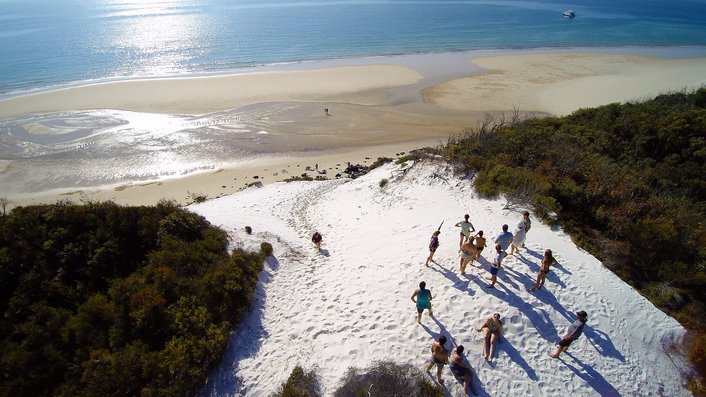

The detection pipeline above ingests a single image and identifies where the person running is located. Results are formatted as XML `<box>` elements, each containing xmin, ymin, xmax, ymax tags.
<box><xmin>425</xmin><ymin>335</ymin><xmax>449</xmax><ymax>383</ymax></box>
<box><xmin>509</xmin><ymin>221</ymin><xmax>526</xmax><ymax>255</ymax></box>
<box><xmin>529</xmin><ymin>249</ymin><xmax>557</xmax><ymax>291</ymax></box>
<box><xmin>455</xmin><ymin>214</ymin><xmax>475</xmax><ymax>248</ymax></box>
<box><xmin>550</xmin><ymin>311</ymin><xmax>588</xmax><ymax>358</ymax></box>
<box><xmin>312</xmin><ymin>232</ymin><xmax>323</xmax><ymax>250</ymax></box>
<box><xmin>411</xmin><ymin>281</ymin><xmax>433</xmax><ymax>323</ymax></box>
<box><xmin>425</xmin><ymin>230</ymin><xmax>441</xmax><ymax>266</ymax></box>
<box><xmin>449</xmin><ymin>345</ymin><xmax>479</xmax><ymax>396</ymax></box>
<box><xmin>477</xmin><ymin>313</ymin><xmax>503</xmax><ymax>362</ymax></box>
<box><xmin>472</xmin><ymin>231</ymin><xmax>487</xmax><ymax>260</ymax></box>
<box><xmin>494</xmin><ymin>224</ymin><xmax>513</xmax><ymax>253</ymax></box>
<box><xmin>486</xmin><ymin>243</ymin><xmax>507</xmax><ymax>288</ymax></box>
<box><xmin>459</xmin><ymin>238</ymin><xmax>478</xmax><ymax>275</ymax></box>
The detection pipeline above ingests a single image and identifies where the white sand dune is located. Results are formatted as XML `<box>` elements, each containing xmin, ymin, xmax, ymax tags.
<box><xmin>192</xmin><ymin>161</ymin><xmax>689</xmax><ymax>396</ymax></box>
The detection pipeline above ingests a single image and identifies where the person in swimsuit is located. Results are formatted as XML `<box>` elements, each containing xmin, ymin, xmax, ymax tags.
<box><xmin>425</xmin><ymin>335</ymin><xmax>449</xmax><ymax>383</ymax></box>
<box><xmin>472</xmin><ymin>231</ymin><xmax>487</xmax><ymax>261</ymax></box>
<box><xmin>455</xmin><ymin>214</ymin><xmax>475</xmax><ymax>248</ymax></box>
<box><xmin>449</xmin><ymin>345</ymin><xmax>479</xmax><ymax>396</ymax></box>
<box><xmin>425</xmin><ymin>230</ymin><xmax>441</xmax><ymax>266</ymax></box>
<box><xmin>486</xmin><ymin>243</ymin><xmax>506</xmax><ymax>288</ymax></box>
<box><xmin>459</xmin><ymin>238</ymin><xmax>478</xmax><ymax>275</ymax></box>
<box><xmin>477</xmin><ymin>313</ymin><xmax>503</xmax><ymax>361</ymax></box>
<box><xmin>411</xmin><ymin>281</ymin><xmax>433</xmax><ymax>323</ymax></box>
<box><xmin>529</xmin><ymin>249</ymin><xmax>557</xmax><ymax>291</ymax></box>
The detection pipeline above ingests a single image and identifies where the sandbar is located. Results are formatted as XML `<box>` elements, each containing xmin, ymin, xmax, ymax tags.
<box><xmin>3</xmin><ymin>49</ymin><xmax>706</xmax><ymax>208</ymax></box>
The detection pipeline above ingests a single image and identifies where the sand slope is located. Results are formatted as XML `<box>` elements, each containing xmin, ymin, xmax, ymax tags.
<box><xmin>192</xmin><ymin>161</ymin><xmax>689</xmax><ymax>397</ymax></box>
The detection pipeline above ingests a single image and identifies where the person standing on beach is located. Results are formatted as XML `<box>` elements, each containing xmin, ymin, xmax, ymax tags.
<box><xmin>312</xmin><ymin>232</ymin><xmax>322</xmax><ymax>251</ymax></box>
<box><xmin>509</xmin><ymin>221</ymin><xmax>526</xmax><ymax>255</ymax></box>
<box><xmin>449</xmin><ymin>345</ymin><xmax>479</xmax><ymax>396</ymax></box>
<box><xmin>425</xmin><ymin>335</ymin><xmax>449</xmax><ymax>383</ymax></box>
<box><xmin>550</xmin><ymin>311</ymin><xmax>588</xmax><ymax>358</ymax></box>
<box><xmin>521</xmin><ymin>211</ymin><xmax>531</xmax><ymax>246</ymax></box>
<box><xmin>486</xmin><ymin>243</ymin><xmax>507</xmax><ymax>288</ymax></box>
<box><xmin>494</xmin><ymin>224</ymin><xmax>513</xmax><ymax>253</ymax></box>
<box><xmin>472</xmin><ymin>231</ymin><xmax>487</xmax><ymax>261</ymax></box>
<box><xmin>459</xmin><ymin>238</ymin><xmax>478</xmax><ymax>275</ymax></box>
<box><xmin>425</xmin><ymin>230</ymin><xmax>441</xmax><ymax>266</ymax></box>
<box><xmin>529</xmin><ymin>249</ymin><xmax>557</xmax><ymax>291</ymax></box>
<box><xmin>411</xmin><ymin>281</ymin><xmax>433</xmax><ymax>323</ymax></box>
<box><xmin>455</xmin><ymin>214</ymin><xmax>475</xmax><ymax>248</ymax></box>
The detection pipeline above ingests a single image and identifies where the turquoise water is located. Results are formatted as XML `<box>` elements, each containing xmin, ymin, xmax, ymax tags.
<box><xmin>2</xmin><ymin>0</ymin><xmax>706</xmax><ymax>96</ymax></box>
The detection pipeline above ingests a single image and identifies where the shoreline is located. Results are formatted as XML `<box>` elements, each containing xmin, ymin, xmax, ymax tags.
<box><xmin>3</xmin><ymin>47</ymin><xmax>706</xmax><ymax>208</ymax></box>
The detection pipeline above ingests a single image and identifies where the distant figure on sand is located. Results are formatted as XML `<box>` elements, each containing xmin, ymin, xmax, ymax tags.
<box><xmin>509</xmin><ymin>221</ymin><xmax>526</xmax><ymax>255</ymax></box>
<box><xmin>477</xmin><ymin>313</ymin><xmax>503</xmax><ymax>362</ymax></box>
<box><xmin>459</xmin><ymin>238</ymin><xmax>478</xmax><ymax>275</ymax></box>
<box><xmin>522</xmin><ymin>212</ymin><xmax>531</xmax><ymax>246</ymax></box>
<box><xmin>472</xmin><ymin>231</ymin><xmax>487</xmax><ymax>260</ymax></box>
<box><xmin>425</xmin><ymin>230</ymin><xmax>441</xmax><ymax>266</ymax></box>
<box><xmin>425</xmin><ymin>335</ymin><xmax>449</xmax><ymax>383</ymax></box>
<box><xmin>494</xmin><ymin>224</ymin><xmax>513</xmax><ymax>253</ymax></box>
<box><xmin>529</xmin><ymin>249</ymin><xmax>557</xmax><ymax>291</ymax></box>
<box><xmin>324</xmin><ymin>108</ymin><xmax>330</xmax><ymax>116</ymax></box>
<box><xmin>411</xmin><ymin>281</ymin><xmax>433</xmax><ymax>323</ymax></box>
<box><xmin>455</xmin><ymin>214</ymin><xmax>475</xmax><ymax>248</ymax></box>
<box><xmin>449</xmin><ymin>345</ymin><xmax>479</xmax><ymax>396</ymax></box>
<box><xmin>487</xmin><ymin>243</ymin><xmax>507</xmax><ymax>288</ymax></box>
<box><xmin>312</xmin><ymin>232</ymin><xmax>322</xmax><ymax>250</ymax></box>
<box><xmin>550</xmin><ymin>311</ymin><xmax>588</xmax><ymax>358</ymax></box>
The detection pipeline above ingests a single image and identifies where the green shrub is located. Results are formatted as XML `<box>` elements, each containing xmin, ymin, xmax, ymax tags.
<box><xmin>261</xmin><ymin>242</ymin><xmax>274</xmax><ymax>256</ymax></box>
<box><xmin>271</xmin><ymin>365</ymin><xmax>321</xmax><ymax>397</ymax></box>
<box><xmin>0</xmin><ymin>202</ymin><xmax>264</xmax><ymax>397</ymax></box>
<box><xmin>443</xmin><ymin>88</ymin><xmax>706</xmax><ymax>383</ymax></box>
<box><xmin>379</xmin><ymin>178</ymin><xmax>389</xmax><ymax>188</ymax></box>
<box><xmin>332</xmin><ymin>361</ymin><xmax>443</xmax><ymax>397</ymax></box>
<box><xmin>369</xmin><ymin>157</ymin><xmax>393</xmax><ymax>170</ymax></box>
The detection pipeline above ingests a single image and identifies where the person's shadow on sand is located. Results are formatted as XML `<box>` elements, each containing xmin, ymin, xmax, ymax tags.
<box><xmin>428</xmin><ymin>261</ymin><xmax>476</xmax><ymax>297</ymax></box>
<box><xmin>494</xmin><ymin>337</ymin><xmax>538</xmax><ymax>381</ymax></box>
<box><xmin>584</xmin><ymin>327</ymin><xmax>626</xmax><ymax>362</ymax></box>
<box><xmin>560</xmin><ymin>352</ymin><xmax>622</xmax><ymax>396</ymax></box>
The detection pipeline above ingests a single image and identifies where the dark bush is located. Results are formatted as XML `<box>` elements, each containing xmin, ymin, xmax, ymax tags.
<box><xmin>271</xmin><ymin>365</ymin><xmax>321</xmax><ymax>397</ymax></box>
<box><xmin>0</xmin><ymin>202</ymin><xmax>264</xmax><ymax>397</ymax></box>
<box><xmin>333</xmin><ymin>361</ymin><xmax>443</xmax><ymax>397</ymax></box>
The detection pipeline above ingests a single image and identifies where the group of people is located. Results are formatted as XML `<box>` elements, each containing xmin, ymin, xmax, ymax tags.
<box><xmin>413</xmin><ymin>211</ymin><xmax>589</xmax><ymax>395</ymax></box>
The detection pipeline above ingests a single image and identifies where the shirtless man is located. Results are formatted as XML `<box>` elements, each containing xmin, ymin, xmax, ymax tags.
<box><xmin>425</xmin><ymin>335</ymin><xmax>449</xmax><ymax>383</ymax></box>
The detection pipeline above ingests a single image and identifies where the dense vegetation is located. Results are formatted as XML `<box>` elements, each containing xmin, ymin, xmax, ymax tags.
<box><xmin>441</xmin><ymin>88</ymin><xmax>706</xmax><ymax>392</ymax></box>
<box><xmin>0</xmin><ymin>201</ymin><xmax>265</xmax><ymax>397</ymax></box>
<box><xmin>272</xmin><ymin>362</ymin><xmax>443</xmax><ymax>397</ymax></box>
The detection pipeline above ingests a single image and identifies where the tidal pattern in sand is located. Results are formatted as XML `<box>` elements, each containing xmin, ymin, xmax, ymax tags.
<box><xmin>0</xmin><ymin>104</ymin><xmax>339</xmax><ymax>195</ymax></box>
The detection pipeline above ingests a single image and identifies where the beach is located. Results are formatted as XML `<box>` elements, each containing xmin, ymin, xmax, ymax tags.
<box><xmin>192</xmin><ymin>161</ymin><xmax>690</xmax><ymax>396</ymax></box>
<box><xmin>3</xmin><ymin>50</ymin><xmax>706</xmax><ymax>208</ymax></box>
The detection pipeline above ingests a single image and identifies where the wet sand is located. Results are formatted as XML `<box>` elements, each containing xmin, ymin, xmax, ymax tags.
<box><xmin>2</xmin><ymin>50</ymin><xmax>706</xmax><ymax>207</ymax></box>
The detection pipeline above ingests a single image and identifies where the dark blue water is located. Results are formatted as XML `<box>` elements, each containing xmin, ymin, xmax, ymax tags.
<box><xmin>2</xmin><ymin>0</ymin><xmax>706</xmax><ymax>96</ymax></box>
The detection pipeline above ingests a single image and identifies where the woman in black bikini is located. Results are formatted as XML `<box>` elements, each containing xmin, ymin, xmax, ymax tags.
<box><xmin>529</xmin><ymin>249</ymin><xmax>557</xmax><ymax>291</ymax></box>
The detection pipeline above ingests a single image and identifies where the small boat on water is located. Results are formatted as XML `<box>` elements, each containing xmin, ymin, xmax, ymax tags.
<box><xmin>563</xmin><ymin>10</ymin><xmax>576</xmax><ymax>18</ymax></box>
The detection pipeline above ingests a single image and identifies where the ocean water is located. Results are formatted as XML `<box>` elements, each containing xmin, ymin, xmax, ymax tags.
<box><xmin>2</xmin><ymin>0</ymin><xmax>706</xmax><ymax>196</ymax></box>
<box><xmin>2</xmin><ymin>0</ymin><xmax>706</xmax><ymax>96</ymax></box>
